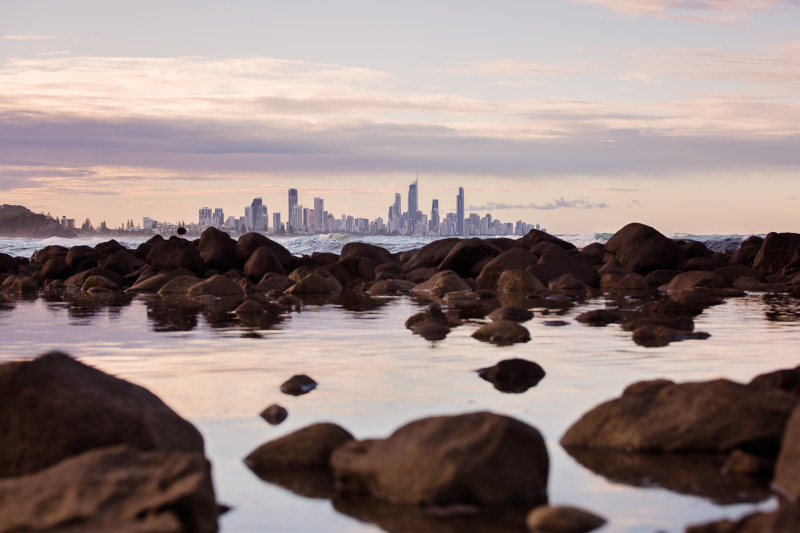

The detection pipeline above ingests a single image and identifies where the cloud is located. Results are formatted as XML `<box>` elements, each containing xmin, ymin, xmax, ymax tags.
<box><xmin>467</xmin><ymin>198</ymin><xmax>609</xmax><ymax>211</ymax></box>
<box><xmin>3</xmin><ymin>34</ymin><xmax>58</xmax><ymax>40</ymax></box>
<box><xmin>586</xmin><ymin>186</ymin><xmax>646</xmax><ymax>192</ymax></box>
<box><xmin>435</xmin><ymin>59</ymin><xmax>571</xmax><ymax>76</ymax></box>
<box><xmin>572</xmin><ymin>0</ymin><xmax>798</xmax><ymax>21</ymax></box>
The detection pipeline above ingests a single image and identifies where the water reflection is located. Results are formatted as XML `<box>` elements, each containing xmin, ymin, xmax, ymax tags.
<box><xmin>563</xmin><ymin>447</ymin><xmax>773</xmax><ymax>505</ymax></box>
<box><xmin>763</xmin><ymin>294</ymin><xmax>800</xmax><ymax>323</ymax></box>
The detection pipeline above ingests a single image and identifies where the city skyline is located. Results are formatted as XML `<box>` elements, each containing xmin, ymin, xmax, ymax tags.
<box><xmin>2</xmin><ymin>2</ymin><xmax>799</xmax><ymax>234</ymax></box>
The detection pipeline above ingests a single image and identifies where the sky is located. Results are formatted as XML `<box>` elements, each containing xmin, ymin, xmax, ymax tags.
<box><xmin>1</xmin><ymin>0</ymin><xmax>799</xmax><ymax>235</ymax></box>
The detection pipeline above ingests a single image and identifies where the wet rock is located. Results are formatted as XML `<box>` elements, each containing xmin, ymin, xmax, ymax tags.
<box><xmin>126</xmin><ymin>272</ymin><xmax>174</xmax><ymax>293</ymax></box>
<box><xmin>530</xmin><ymin>256</ymin><xmax>599</xmax><ymax>288</ymax></box>
<box><xmin>603</xmin><ymin>272</ymin><xmax>648</xmax><ymax>291</ymax></box>
<box><xmin>334</xmin><ymin>256</ymin><xmax>377</xmax><ymax>283</ymax></box>
<box><xmin>235</xmin><ymin>232</ymin><xmax>293</xmax><ymax>271</ymax></box>
<box><xmin>412</xmin><ymin>321</ymin><xmax>451</xmax><ymax>341</ymax></box>
<box><xmin>443</xmin><ymin>289</ymin><xmax>500</xmax><ymax>318</ymax></box>
<box><xmin>476</xmin><ymin>358</ymin><xmax>545</xmax><ymax>393</ymax></box>
<box><xmin>632</xmin><ymin>324</ymin><xmax>710</xmax><ymax>347</ymax></box>
<box><xmin>497</xmin><ymin>269</ymin><xmax>546</xmax><ymax>294</ymax></box>
<box><xmin>65</xmin><ymin>267</ymin><xmax>127</xmax><ymax>290</ymax></box>
<box><xmin>41</xmin><ymin>257</ymin><xmax>74</xmax><ymax>280</ymax></box>
<box><xmin>576</xmin><ymin>309</ymin><xmax>623</xmax><ymax>326</ymax></box>
<box><xmin>146</xmin><ymin>237</ymin><xmax>207</xmax><ymax>276</ymax></box>
<box><xmin>475</xmin><ymin>247</ymin><xmax>539</xmax><ymax>290</ymax></box>
<box><xmin>604</xmin><ymin>222</ymin><xmax>680</xmax><ymax>274</ymax></box>
<box><xmin>0</xmin><ymin>253</ymin><xmax>19</xmax><ymax>275</ymax></box>
<box><xmin>341</xmin><ymin>242</ymin><xmax>394</xmax><ymax>266</ymax></box>
<box><xmin>411</xmin><ymin>270</ymin><xmax>471</xmax><ymax>299</ymax></box>
<box><xmin>621</xmin><ymin>315</ymin><xmax>695</xmax><ymax>333</ymax></box>
<box><xmin>406</xmin><ymin>304</ymin><xmax>453</xmax><ymax>340</ymax></box>
<box><xmin>488</xmin><ymin>305</ymin><xmax>533</xmax><ymax>322</ymax></box>
<box><xmin>330</xmin><ymin>411</ymin><xmax>549</xmax><ymax>506</ymax></box>
<box><xmin>579</xmin><ymin>242</ymin><xmax>606</xmax><ymax>265</ymax></box>
<box><xmin>0</xmin><ymin>352</ymin><xmax>204</xmax><ymax>477</ymax></box>
<box><xmin>280</xmin><ymin>374</ymin><xmax>318</xmax><ymax>396</ymax></box>
<box><xmin>773</xmin><ymin>403</ymin><xmax>800</xmax><ymax>500</ymax></box>
<box><xmin>0</xmin><ymin>444</ymin><xmax>218</xmax><ymax>533</ymax></box>
<box><xmin>254</xmin><ymin>272</ymin><xmax>295</xmax><ymax>293</ymax></box>
<box><xmin>158</xmin><ymin>274</ymin><xmax>203</xmax><ymax>296</ymax></box>
<box><xmin>645</xmin><ymin>269</ymin><xmax>682</xmax><ymax>287</ymax></box>
<box><xmin>721</xmin><ymin>449</ymin><xmax>774</xmax><ymax>477</ymax></box>
<box><xmin>187</xmin><ymin>274</ymin><xmax>245</xmax><ymax>298</ymax></box>
<box><xmin>715</xmin><ymin>264</ymin><xmax>766</xmax><ymax>285</ymax></box>
<box><xmin>366</xmin><ymin>279</ymin><xmax>416</xmax><ymax>296</ymax></box>
<box><xmin>81</xmin><ymin>274</ymin><xmax>121</xmax><ymax>292</ymax></box>
<box><xmin>260</xmin><ymin>404</ymin><xmax>289</xmax><ymax>425</ymax></box>
<box><xmin>685</xmin><ymin>505</ymin><xmax>800</xmax><ymax>533</ymax></box>
<box><xmin>405</xmin><ymin>267</ymin><xmax>438</xmax><ymax>283</ymax></box>
<box><xmin>750</xmin><ymin>365</ymin><xmax>800</xmax><ymax>396</ymax></box>
<box><xmin>560</xmin><ymin>378</ymin><xmax>798</xmax><ymax>454</ymax></box>
<box><xmin>374</xmin><ymin>261</ymin><xmax>404</xmax><ymax>281</ymax></box>
<box><xmin>683</xmin><ymin>256</ymin><xmax>721</xmax><ymax>272</ymax></box>
<box><xmin>528</xmin><ymin>241</ymin><xmax>569</xmax><ymax>259</ymax></box>
<box><xmin>31</xmin><ymin>244</ymin><xmax>68</xmax><ymax>264</ymax></box>
<box><xmin>94</xmin><ymin>239</ymin><xmax>127</xmax><ymax>256</ymax></box>
<box><xmin>198</xmin><ymin>226</ymin><xmax>240</xmax><ymax>272</ymax></box>
<box><xmin>3</xmin><ymin>275</ymin><xmax>39</xmax><ymax>296</ymax></box>
<box><xmin>548</xmin><ymin>273</ymin><xmax>590</xmax><ymax>294</ymax></box>
<box><xmin>310</xmin><ymin>251</ymin><xmax>339</xmax><ymax>265</ymax></box>
<box><xmin>244</xmin><ymin>245</ymin><xmax>286</xmax><ymax>281</ymax></box>
<box><xmin>668</xmin><ymin>271</ymin><xmax>726</xmax><ymax>292</ymax></box>
<box><xmin>730</xmin><ymin>237</ymin><xmax>764</xmax><ymax>267</ymax></box>
<box><xmin>544</xmin><ymin>320</ymin><xmax>570</xmax><ymax>327</ymax></box>
<box><xmin>521</xmin><ymin>229</ymin><xmax>577</xmax><ymax>251</ymax></box>
<box><xmin>100</xmin><ymin>249</ymin><xmax>146</xmax><ymax>277</ymax></box>
<box><xmin>285</xmin><ymin>273</ymin><xmax>338</xmax><ymax>294</ymax></box>
<box><xmin>245</xmin><ymin>422</ymin><xmax>353</xmax><ymax>470</ymax></box>
<box><xmin>133</xmin><ymin>234</ymin><xmax>165</xmax><ymax>261</ymax></box>
<box><xmin>525</xmin><ymin>505</ymin><xmax>606</xmax><ymax>533</ymax></box>
<box><xmin>753</xmin><ymin>232</ymin><xmax>800</xmax><ymax>275</ymax></box>
<box><xmin>472</xmin><ymin>320</ymin><xmax>531</xmax><ymax>345</ymax></box>
<box><xmin>439</xmin><ymin>238</ymin><xmax>503</xmax><ymax>278</ymax></box>
<box><xmin>64</xmin><ymin>245</ymin><xmax>101</xmax><ymax>271</ymax></box>
<box><xmin>403</xmin><ymin>238</ymin><xmax>460</xmax><ymax>271</ymax></box>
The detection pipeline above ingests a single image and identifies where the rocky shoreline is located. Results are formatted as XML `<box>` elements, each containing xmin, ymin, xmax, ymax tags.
<box><xmin>1</xmin><ymin>222</ymin><xmax>800</xmax><ymax>532</ymax></box>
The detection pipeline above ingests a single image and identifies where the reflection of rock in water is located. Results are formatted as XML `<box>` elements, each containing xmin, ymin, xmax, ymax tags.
<box><xmin>247</xmin><ymin>467</ymin><xmax>336</xmax><ymax>500</ymax></box>
<box><xmin>145</xmin><ymin>297</ymin><xmax>200</xmax><ymax>332</ymax></box>
<box><xmin>563</xmin><ymin>447</ymin><xmax>772</xmax><ymax>505</ymax></box>
<box><xmin>332</xmin><ymin>493</ymin><xmax>531</xmax><ymax>533</ymax></box>
<box><xmin>763</xmin><ymin>294</ymin><xmax>800</xmax><ymax>322</ymax></box>
<box><xmin>66</xmin><ymin>292</ymin><xmax>132</xmax><ymax>322</ymax></box>
<box><xmin>335</xmin><ymin>289</ymin><xmax>390</xmax><ymax>313</ymax></box>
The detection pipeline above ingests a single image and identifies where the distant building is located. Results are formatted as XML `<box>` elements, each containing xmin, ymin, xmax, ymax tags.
<box><xmin>288</xmin><ymin>188</ymin><xmax>298</xmax><ymax>230</ymax></box>
<box><xmin>213</xmin><ymin>208</ymin><xmax>224</xmax><ymax>227</ymax></box>
<box><xmin>313</xmin><ymin>197</ymin><xmax>324</xmax><ymax>232</ymax></box>
<box><xmin>272</xmin><ymin>212</ymin><xmax>282</xmax><ymax>233</ymax></box>
<box><xmin>456</xmin><ymin>187</ymin><xmax>465</xmax><ymax>235</ymax></box>
<box><xmin>199</xmin><ymin>207</ymin><xmax>212</xmax><ymax>227</ymax></box>
<box><xmin>408</xmin><ymin>178</ymin><xmax>418</xmax><ymax>217</ymax></box>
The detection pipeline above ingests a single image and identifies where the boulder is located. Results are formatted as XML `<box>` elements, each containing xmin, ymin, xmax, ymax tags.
<box><xmin>310</xmin><ymin>251</ymin><xmax>339</xmax><ymax>265</ymax></box>
<box><xmin>0</xmin><ymin>352</ymin><xmax>204</xmax><ymax>478</ymax></box>
<box><xmin>645</xmin><ymin>269</ymin><xmax>682</xmax><ymax>287</ymax></box>
<box><xmin>285</xmin><ymin>273</ymin><xmax>337</xmax><ymax>294</ymax></box>
<box><xmin>721</xmin><ymin>449</ymin><xmax>775</xmax><ymax>477</ymax></box>
<box><xmin>81</xmin><ymin>275</ymin><xmax>121</xmax><ymax>292</ymax></box>
<box><xmin>475</xmin><ymin>247</ymin><xmax>539</xmax><ymax>290</ymax></box>
<box><xmin>601</xmin><ymin>272</ymin><xmax>648</xmax><ymax>291</ymax></box>
<box><xmin>526</xmin><ymin>505</ymin><xmax>606</xmax><ymax>533</ymax></box>
<box><xmin>560</xmin><ymin>378</ymin><xmax>798</xmax><ymax>454</ymax></box>
<box><xmin>245</xmin><ymin>422</ymin><xmax>353</xmax><ymax>470</ymax></box>
<box><xmin>529</xmin><ymin>255</ymin><xmax>599</xmax><ymax>287</ymax></box>
<box><xmin>64</xmin><ymin>267</ymin><xmax>126</xmax><ymax>290</ymax></box>
<box><xmin>683</xmin><ymin>256</ymin><xmax>720</xmax><ymax>272</ymax></box>
<box><xmin>411</xmin><ymin>270</ymin><xmax>471</xmax><ymax>299</ymax></box>
<box><xmin>100</xmin><ymin>249</ymin><xmax>146</xmax><ymax>277</ymax></box>
<box><xmin>403</xmin><ymin>238</ymin><xmax>460</xmax><ymax>271</ymax></box>
<box><xmin>406</xmin><ymin>267</ymin><xmax>438</xmax><ymax>284</ymax></box>
<box><xmin>330</xmin><ymin>412</ymin><xmax>549</xmax><ymax>506</ymax></box>
<box><xmin>260</xmin><ymin>404</ymin><xmax>288</xmax><ymax>425</ymax></box>
<box><xmin>30</xmin><ymin>244</ymin><xmax>68</xmax><ymax>264</ymax></box>
<box><xmin>198</xmin><ymin>226</ymin><xmax>240</xmax><ymax>272</ymax></box>
<box><xmin>521</xmin><ymin>229</ymin><xmax>577</xmax><ymax>251</ymax></box>
<box><xmin>235</xmin><ymin>232</ymin><xmax>293</xmax><ymax>271</ymax></box>
<box><xmin>244</xmin><ymin>245</ymin><xmax>286</xmax><ymax>281</ymax></box>
<box><xmin>158</xmin><ymin>275</ymin><xmax>203</xmax><ymax>297</ymax></box>
<box><xmin>632</xmin><ymin>324</ymin><xmax>710</xmax><ymax>347</ymax></box>
<box><xmin>604</xmin><ymin>223</ymin><xmax>680</xmax><ymax>274</ymax></box>
<box><xmin>773</xmin><ymin>403</ymin><xmax>800</xmax><ymax>501</ymax></box>
<box><xmin>254</xmin><ymin>272</ymin><xmax>295</xmax><ymax>293</ymax></box>
<box><xmin>668</xmin><ymin>271</ymin><xmax>725</xmax><ymax>292</ymax></box>
<box><xmin>366</xmin><ymin>279</ymin><xmax>416</xmax><ymax>296</ymax></box>
<box><xmin>126</xmin><ymin>272</ymin><xmax>174</xmax><ymax>293</ymax></box>
<box><xmin>576</xmin><ymin>309</ymin><xmax>623</xmax><ymax>326</ymax></box>
<box><xmin>548</xmin><ymin>273</ymin><xmax>590</xmax><ymax>294</ymax></box>
<box><xmin>496</xmin><ymin>269</ymin><xmax>546</xmax><ymax>294</ymax></box>
<box><xmin>0</xmin><ymin>444</ymin><xmax>218</xmax><ymax>533</ymax></box>
<box><xmin>280</xmin><ymin>374</ymin><xmax>318</xmax><ymax>396</ymax></box>
<box><xmin>731</xmin><ymin>237</ymin><xmax>764</xmax><ymax>267</ymax></box>
<box><xmin>94</xmin><ymin>239</ymin><xmax>127</xmax><ymax>256</ymax></box>
<box><xmin>476</xmin><ymin>358</ymin><xmax>545</xmax><ymax>393</ymax></box>
<box><xmin>187</xmin><ymin>274</ymin><xmax>245</xmax><ymax>297</ymax></box>
<box><xmin>405</xmin><ymin>304</ymin><xmax>453</xmax><ymax>341</ymax></box>
<box><xmin>472</xmin><ymin>320</ymin><xmax>531</xmax><ymax>345</ymax></box>
<box><xmin>0</xmin><ymin>253</ymin><xmax>19</xmax><ymax>275</ymax></box>
<box><xmin>2</xmin><ymin>275</ymin><xmax>39</xmax><ymax>296</ymax></box>
<box><xmin>579</xmin><ymin>242</ymin><xmax>606</xmax><ymax>265</ymax></box>
<box><xmin>65</xmin><ymin>245</ymin><xmax>102</xmax><ymax>271</ymax></box>
<box><xmin>40</xmin><ymin>257</ymin><xmax>73</xmax><ymax>280</ymax></box>
<box><xmin>133</xmin><ymin>234</ymin><xmax>165</xmax><ymax>261</ymax></box>
<box><xmin>438</xmin><ymin>238</ymin><xmax>503</xmax><ymax>278</ymax></box>
<box><xmin>488</xmin><ymin>305</ymin><xmax>534</xmax><ymax>322</ymax></box>
<box><xmin>750</xmin><ymin>366</ymin><xmax>800</xmax><ymax>396</ymax></box>
<box><xmin>340</xmin><ymin>242</ymin><xmax>394</xmax><ymax>266</ymax></box>
<box><xmin>715</xmin><ymin>265</ymin><xmax>766</xmax><ymax>285</ymax></box>
<box><xmin>146</xmin><ymin>237</ymin><xmax>206</xmax><ymax>276</ymax></box>
<box><xmin>753</xmin><ymin>232</ymin><xmax>800</xmax><ymax>275</ymax></box>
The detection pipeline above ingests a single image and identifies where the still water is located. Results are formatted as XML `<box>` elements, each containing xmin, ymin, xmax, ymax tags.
<box><xmin>1</xmin><ymin>283</ymin><xmax>799</xmax><ymax>531</ymax></box>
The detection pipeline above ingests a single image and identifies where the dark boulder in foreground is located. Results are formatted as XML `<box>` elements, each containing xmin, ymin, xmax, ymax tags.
<box><xmin>330</xmin><ymin>411</ymin><xmax>549</xmax><ymax>506</ymax></box>
<box><xmin>753</xmin><ymin>232</ymin><xmax>800</xmax><ymax>275</ymax></box>
<box><xmin>604</xmin><ymin>222</ymin><xmax>680</xmax><ymax>274</ymax></box>
<box><xmin>198</xmin><ymin>227</ymin><xmax>240</xmax><ymax>272</ymax></box>
<box><xmin>521</xmin><ymin>228</ymin><xmax>577</xmax><ymax>251</ymax></box>
<box><xmin>245</xmin><ymin>422</ymin><xmax>354</xmax><ymax>471</ymax></box>
<box><xmin>235</xmin><ymin>232</ymin><xmax>293</xmax><ymax>271</ymax></box>
<box><xmin>750</xmin><ymin>365</ymin><xmax>800</xmax><ymax>397</ymax></box>
<box><xmin>0</xmin><ymin>444</ymin><xmax>218</xmax><ymax>533</ymax></box>
<box><xmin>526</xmin><ymin>504</ymin><xmax>606</xmax><ymax>533</ymax></box>
<box><xmin>773</xmin><ymin>404</ymin><xmax>800</xmax><ymax>501</ymax></box>
<box><xmin>146</xmin><ymin>237</ymin><xmax>207</xmax><ymax>276</ymax></box>
<box><xmin>280</xmin><ymin>374</ymin><xmax>318</xmax><ymax>396</ymax></box>
<box><xmin>561</xmin><ymin>378</ymin><xmax>798</xmax><ymax>454</ymax></box>
<box><xmin>0</xmin><ymin>352</ymin><xmax>205</xmax><ymax>478</ymax></box>
<box><xmin>476</xmin><ymin>358</ymin><xmax>545</xmax><ymax>393</ymax></box>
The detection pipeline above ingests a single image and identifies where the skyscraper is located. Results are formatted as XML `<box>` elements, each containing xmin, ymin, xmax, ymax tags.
<box><xmin>408</xmin><ymin>178</ymin><xmax>418</xmax><ymax>217</ymax></box>
<box><xmin>313</xmin><ymin>197</ymin><xmax>324</xmax><ymax>232</ymax></box>
<box><xmin>198</xmin><ymin>207</ymin><xmax>212</xmax><ymax>227</ymax></box>
<box><xmin>430</xmin><ymin>199</ymin><xmax>440</xmax><ymax>233</ymax></box>
<box><xmin>251</xmin><ymin>197</ymin><xmax>268</xmax><ymax>232</ymax></box>
<box><xmin>288</xmin><ymin>188</ymin><xmax>298</xmax><ymax>230</ymax></box>
<box><xmin>393</xmin><ymin>193</ymin><xmax>401</xmax><ymax>220</ymax></box>
<box><xmin>456</xmin><ymin>187</ymin><xmax>465</xmax><ymax>235</ymax></box>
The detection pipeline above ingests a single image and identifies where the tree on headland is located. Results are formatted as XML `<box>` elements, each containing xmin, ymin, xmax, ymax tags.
<box><xmin>81</xmin><ymin>218</ymin><xmax>94</xmax><ymax>231</ymax></box>
<box><xmin>0</xmin><ymin>204</ymin><xmax>76</xmax><ymax>237</ymax></box>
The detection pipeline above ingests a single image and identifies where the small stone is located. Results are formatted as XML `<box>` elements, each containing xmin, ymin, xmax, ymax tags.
<box><xmin>477</xmin><ymin>358</ymin><xmax>545</xmax><ymax>393</ymax></box>
<box><xmin>280</xmin><ymin>374</ymin><xmax>318</xmax><ymax>396</ymax></box>
<box><xmin>472</xmin><ymin>320</ymin><xmax>531</xmax><ymax>345</ymax></box>
<box><xmin>260</xmin><ymin>404</ymin><xmax>288</xmax><ymax>425</ymax></box>
<box><xmin>526</xmin><ymin>504</ymin><xmax>606</xmax><ymax>533</ymax></box>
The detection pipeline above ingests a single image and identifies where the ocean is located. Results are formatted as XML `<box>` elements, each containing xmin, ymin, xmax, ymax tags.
<box><xmin>0</xmin><ymin>231</ymin><xmax>792</xmax><ymax>533</ymax></box>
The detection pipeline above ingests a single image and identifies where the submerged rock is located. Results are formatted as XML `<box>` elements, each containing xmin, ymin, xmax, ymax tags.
<box><xmin>245</xmin><ymin>422</ymin><xmax>354</xmax><ymax>471</ymax></box>
<box><xmin>525</xmin><ymin>504</ymin><xmax>606</xmax><ymax>533</ymax></box>
<box><xmin>260</xmin><ymin>404</ymin><xmax>289</xmax><ymax>425</ymax></box>
<box><xmin>280</xmin><ymin>374</ymin><xmax>318</xmax><ymax>396</ymax></box>
<box><xmin>476</xmin><ymin>358</ymin><xmax>545</xmax><ymax>393</ymax></box>
<box><xmin>472</xmin><ymin>320</ymin><xmax>531</xmax><ymax>345</ymax></box>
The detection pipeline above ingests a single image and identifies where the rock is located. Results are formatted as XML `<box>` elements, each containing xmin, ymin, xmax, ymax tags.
<box><xmin>254</xmin><ymin>272</ymin><xmax>295</xmax><ymax>293</ymax></box>
<box><xmin>411</xmin><ymin>270</ymin><xmax>471</xmax><ymax>299</ymax></box>
<box><xmin>721</xmin><ymin>449</ymin><xmax>774</xmax><ymax>477</ymax></box>
<box><xmin>403</xmin><ymin>238</ymin><xmax>460</xmax><ymax>271</ymax></box>
<box><xmin>126</xmin><ymin>272</ymin><xmax>174</xmax><ymax>293</ymax></box>
<box><xmin>366</xmin><ymin>279</ymin><xmax>416</xmax><ymax>296</ymax></box>
<box><xmin>0</xmin><ymin>444</ymin><xmax>218</xmax><ymax>533</ymax></box>
<box><xmin>521</xmin><ymin>229</ymin><xmax>577</xmax><ymax>251</ymax></box>
<box><xmin>411</xmin><ymin>321</ymin><xmax>451</xmax><ymax>341</ymax></box>
<box><xmin>260</xmin><ymin>404</ymin><xmax>288</xmax><ymax>425</ymax></box>
<box><xmin>560</xmin><ymin>378</ymin><xmax>798</xmax><ymax>454</ymax></box>
<box><xmin>340</xmin><ymin>242</ymin><xmax>394</xmax><ymax>266</ymax></box>
<box><xmin>529</xmin><ymin>241</ymin><xmax>570</xmax><ymax>258</ymax></box>
<box><xmin>64</xmin><ymin>266</ymin><xmax>127</xmax><ymax>289</ymax></box>
<box><xmin>475</xmin><ymin>247</ymin><xmax>539</xmax><ymax>290</ymax></box>
<box><xmin>472</xmin><ymin>320</ymin><xmax>531</xmax><ymax>345</ymax></box>
<box><xmin>31</xmin><ymin>244</ymin><xmax>68</xmax><ymax>264</ymax></box>
<box><xmin>774</xmin><ymin>403</ymin><xmax>800</xmax><ymax>501</ymax></box>
<box><xmin>235</xmin><ymin>232</ymin><xmax>293</xmax><ymax>271</ymax></box>
<box><xmin>244</xmin><ymin>245</ymin><xmax>286</xmax><ymax>281</ymax></box>
<box><xmin>683</xmin><ymin>256</ymin><xmax>720</xmax><ymax>272</ymax></box>
<box><xmin>198</xmin><ymin>226</ymin><xmax>240</xmax><ymax>272</ymax></box>
<box><xmin>3</xmin><ymin>275</ymin><xmax>39</xmax><ymax>296</ymax></box>
<box><xmin>604</xmin><ymin>223</ymin><xmax>680</xmax><ymax>274</ymax></box>
<box><xmin>668</xmin><ymin>271</ymin><xmax>725</xmax><ymax>292</ymax></box>
<box><xmin>40</xmin><ymin>257</ymin><xmax>74</xmax><ymax>279</ymax></box>
<box><xmin>632</xmin><ymin>324</ymin><xmax>711</xmax><ymax>347</ymax></box>
<box><xmin>476</xmin><ymin>358</ymin><xmax>545</xmax><ymax>393</ymax></box>
<box><xmin>686</xmin><ymin>505</ymin><xmax>800</xmax><ymax>533</ymax></box>
<box><xmin>146</xmin><ymin>237</ymin><xmax>207</xmax><ymax>276</ymax></box>
<box><xmin>310</xmin><ymin>251</ymin><xmax>339</xmax><ymax>265</ymax></box>
<box><xmin>133</xmin><ymin>234</ymin><xmax>165</xmax><ymax>261</ymax></box>
<box><xmin>94</xmin><ymin>239</ymin><xmax>127</xmax><ymax>256</ymax></box>
<box><xmin>245</xmin><ymin>422</ymin><xmax>353</xmax><ymax>470</ymax></box>
<box><xmin>548</xmin><ymin>273</ymin><xmax>590</xmax><ymax>294</ymax></box>
<box><xmin>330</xmin><ymin>411</ymin><xmax>549</xmax><ymax>506</ymax></box>
<box><xmin>715</xmin><ymin>264</ymin><xmax>766</xmax><ymax>285</ymax></box>
<box><xmin>333</xmin><ymin>256</ymin><xmax>376</xmax><ymax>283</ymax></box>
<box><xmin>0</xmin><ymin>253</ymin><xmax>19</xmax><ymax>274</ymax></box>
<box><xmin>405</xmin><ymin>304</ymin><xmax>453</xmax><ymax>340</ymax></box>
<box><xmin>526</xmin><ymin>505</ymin><xmax>606</xmax><ymax>533</ymax></box>
<box><xmin>157</xmin><ymin>275</ymin><xmax>203</xmax><ymax>296</ymax></box>
<box><xmin>0</xmin><ymin>352</ymin><xmax>204</xmax><ymax>478</ymax></box>
<box><xmin>488</xmin><ymin>305</ymin><xmax>533</xmax><ymax>322</ymax></box>
<box><xmin>438</xmin><ymin>238</ymin><xmax>503</xmax><ymax>278</ymax></box>
<box><xmin>280</xmin><ymin>374</ymin><xmax>318</xmax><ymax>396</ymax></box>
<box><xmin>81</xmin><ymin>274</ymin><xmax>121</xmax><ymax>292</ymax></box>
<box><xmin>285</xmin><ymin>273</ymin><xmax>337</xmax><ymax>294</ymax></box>
<box><xmin>65</xmin><ymin>245</ymin><xmax>102</xmax><ymax>271</ymax></box>
<box><xmin>750</xmin><ymin>366</ymin><xmax>800</xmax><ymax>396</ymax></box>
<box><xmin>645</xmin><ymin>269</ymin><xmax>682</xmax><ymax>287</ymax></box>
<box><xmin>529</xmin><ymin>255</ymin><xmax>599</xmax><ymax>288</ymax></box>
<box><xmin>579</xmin><ymin>243</ymin><xmax>606</xmax><ymax>265</ymax></box>
<box><xmin>753</xmin><ymin>232</ymin><xmax>800</xmax><ymax>275</ymax></box>
<box><xmin>496</xmin><ymin>269</ymin><xmax>546</xmax><ymax>294</ymax></box>
<box><xmin>405</xmin><ymin>267</ymin><xmax>438</xmax><ymax>283</ymax></box>
<box><xmin>731</xmin><ymin>237</ymin><xmax>764</xmax><ymax>267</ymax></box>
<box><xmin>100</xmin><ymin>249</ymin><xmax>147</xmax><ymax>277</ymax></box>
<box><xmin>576</xmin><ymin>309</ymin><xmax>623</xmax><ymax>326</ymax></box>
<box><xmin>186</xmin><ymin>274</ymin><xmax>245</xmax><ymax>297</ymax></box>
